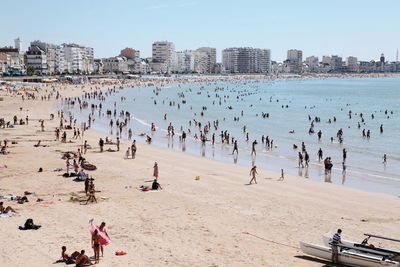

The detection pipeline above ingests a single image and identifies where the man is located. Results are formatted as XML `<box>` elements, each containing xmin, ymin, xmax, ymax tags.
<box><xmin>98</xmin><ymin>222</ymin><xmax>109</xmax><ymax>257</ymax></box>
<box><xmin>232</xmin><ymin>140</ymin><xmax>238</xmax><ymax>155</ymax></box>
<box><xmin>251</xmin><ymin>140</ymin><xmax>257</xmax><ymax>155</ymax></box>
<box><xmin>331</xmin><ymin>229</ymin><xmax>342</xmax><ymax>264</ymax></box>
<box><xmin>75</xmin><ymin>250</ymin><xmax>93</xmax><ymax>266</ymax></box>
<box><xmin>99</xmin><ymin>138</ymin><xmax>104</xmax><ymax>152</ymax></box>
<box><xmin>116</xmin><ymin>137</ymin><xmax>120</xmax><ymax>151</ymax></box>
<box><xmin>91</xmin><ymin>230</ymin><xmax>101</xmax><ymax>263</ymax></box>
<box><xmin>249</xmin><ymin>166</ymin><xmax>258</xmax><ymax>184</ymax></box>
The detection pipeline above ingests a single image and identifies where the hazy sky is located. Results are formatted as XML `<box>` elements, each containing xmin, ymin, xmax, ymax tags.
<box><xmin>1</xmin><ymin>0</ymin><xmax>399</xmax><ymax>62</ymax></box>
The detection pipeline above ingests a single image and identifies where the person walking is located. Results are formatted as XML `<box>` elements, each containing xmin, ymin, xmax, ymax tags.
<box><xmin>249</xmin><ymin>165</ymin><xmax>258</xmax><ymax>184</ymax></box>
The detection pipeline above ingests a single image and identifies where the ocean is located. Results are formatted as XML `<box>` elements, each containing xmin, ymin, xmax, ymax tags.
<box><xmin>61</xmin><ymin>76</ymin><xmax>400</xmax><ymax>195</ymax></box>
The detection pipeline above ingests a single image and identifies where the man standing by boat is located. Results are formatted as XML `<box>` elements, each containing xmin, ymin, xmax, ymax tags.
<box><xmin>331</xmin><ymin>229</ymin><xmax>342</xmax><ymax>264</ymax></box>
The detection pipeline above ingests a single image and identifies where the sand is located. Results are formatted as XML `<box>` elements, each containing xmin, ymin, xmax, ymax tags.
<box><xmin>0</xmin><ymin>79</ymin><xmax>399</xmax><ymax>267</ymax></box>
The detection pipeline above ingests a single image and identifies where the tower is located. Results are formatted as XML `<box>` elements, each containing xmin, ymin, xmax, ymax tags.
<box><xmin>14</xmin><ymin>37</ymin><xmax>22</xmax><ymax>51</ymax></box>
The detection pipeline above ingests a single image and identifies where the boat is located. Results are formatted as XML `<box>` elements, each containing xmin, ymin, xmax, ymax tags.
<box><xmin>300</xmin><ymin>233</ymin><xmax>400</xmax><ymax>267</ymax></box>
<box><xmin>300</xmin><ymin>241</ymin><xmax>400</xmax><ymax>267</ymax></box>
<box><xmin>323</xmin><ymin>233</ymin><xmax>400</xmax><ymax>258</ymax></box>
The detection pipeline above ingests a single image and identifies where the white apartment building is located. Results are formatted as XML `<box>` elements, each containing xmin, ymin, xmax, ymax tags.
<box><xmin>222</xmin><ymin>47</ymin><xmax>271</xmax><ymax>73</ymax></box>
<box><xmin>286</xmin><ymin>49</ymin><xmax>303</xmax><ymax>73</ymax></box>
<box><xmin>151</xmin><ymin>41</ymin><xmax>175</xmax><ymax>73</ymax></box>
<box><xmin>196</xmin><ymin>47</ymin><xmax>217</xmax><ymax>73</ymax></box>
<box><xmin>174</xmin><ymin>51</ymin><xmax>195</xmax><ymax>73</ymax></box>
<box><xmin>63</xmin><ymin>44</ymin><xmax>94</xmax><ymax>74</ymax></box>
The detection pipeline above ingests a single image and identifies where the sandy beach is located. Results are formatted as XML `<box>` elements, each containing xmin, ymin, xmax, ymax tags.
<box><xmin>0</xmin><ymin>78</ymin><xmax>399</xmax><ymax>267</ymax></box>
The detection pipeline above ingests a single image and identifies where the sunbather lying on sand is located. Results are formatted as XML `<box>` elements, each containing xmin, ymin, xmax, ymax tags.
<box><xmin>0</xmin><ymin>202</ymin><xmax>16</xmax><ymax>213</ymax></box>
<box><xmin>60</xmin><ymin>246</ymin><xmax>79</xmax><ymax>264</ymax></box>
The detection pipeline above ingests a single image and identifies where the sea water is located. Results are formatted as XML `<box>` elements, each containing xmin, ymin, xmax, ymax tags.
<box><xmin>62</xmin><ymin>77</ymin><xmax>400</xmax><ymax>195</ymax></box>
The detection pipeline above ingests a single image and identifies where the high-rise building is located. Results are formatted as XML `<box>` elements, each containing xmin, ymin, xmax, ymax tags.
<box><xmin>330</xmin><ymin>55</ymin><xmax>343</xmax><ymax>72</ymax></box>
<box><xmin>286</xmin><ymin>49</ymin><xmax>303</xmax><ymax>73</ymax></box>
<box><xmin>346</xmin><ymin>56</ymin><xmax>358</xmax><ymax>72</ymax></box>
<box><xmin>151</xmin><ymin>41</ymin><xmax>175</xmax><ymax>73</ymax></box>
<box><xmin>173</xmin><ymin>51</ymin><xmax>195</xmax><ymax>73</ymax></box>
<box><xmin>222</xmin><ymin>47</ymin><xmax>271</xmax><ymax>73</ymax></box>
<box><xmin>63</xmin><ymin>44</ymin><xmax>94</xmax><ymax>73</ymax></box>
<box><xmin>196</xmin><ymin>47</ymin><xmax>217</xmax><ymax>73</ymax></box>
<box><xmin>305</xmin><ymin>56</ymin><xmax>319</xmax><ymax>72</ymax></box>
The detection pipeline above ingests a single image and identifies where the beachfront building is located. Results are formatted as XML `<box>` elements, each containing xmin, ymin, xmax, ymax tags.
<box><xmin>173</xmin><ymin>51</ymin><xmax>195</xmax><ymax>73</ymax></box>
<box><xmin>0</xmin><ymin>47</ymin><xmax>25</xmax><ymax>73</ymax></box>
<box><xmin>29</xmin><ymin>40</ymin><xmax>57</xmax><ymax>74</ymax></box>
<box><xmin>120</xmin><ymin>48</ymin><xmax>142</xmax><ymax>73</ymax></box>
<box><xmin>120</xmin><ymin>48</ymin><xmax>140</xmax><ymax>61</ymax></box>
<box><xmin>196</xmin><ymin>47</ymin><xmax>217</xmax><ymax>73</ymax></box>
<box><xmin>102</xmin><ymin>56</ymin><xmax>129</xmax><ymax>73</ymax></box>
<box><xmin>346</xmin><ymin>56</ymin><xmax>358</xmax><ymax>72</ymax></box>
<box><xmin>222</xmin><ymin>47</ymin><xmax>271</xmax><ymax>73</ymax></box>
<box><xmin>193</xmin><ymin>50</ymin><xmax>209</xmax><ymax>74</ymax></box>
<box><xmin>151</xmin><ymin>41</ymin><xmax>175</xmax><ymax>73</ymax></box>
<box><xmin>25</xmin><ymin>46</ymin><xmax>48</xmax><ymax>75</ymax></box>
<box><xmin>286</xmin><ymin>49</ymin><xmax>303</xmax><ymax>73</ymax></box>
<box><xmin>63</xmin><ymin>44</ymin><xmax>94</xmax><ymax>74</ymax></box>
<box><xmin>93</xmin><ymin>59</ymin><xmax>104</xmax><ymax>74</ymax></box>
<box><xmin>330</xmin><ymin>55</ymin><xmax>343</xmax><ymax>72</ymax></box>
<box><xmin>305</xmin><ymin>56</ymin><xmax>319</xmax><ymax>72</ymax></box>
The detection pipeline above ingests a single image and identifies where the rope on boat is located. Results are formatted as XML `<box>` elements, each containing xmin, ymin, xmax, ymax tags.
<box><xmin>242</xmin><ymin>232</ymin><xmax>300</xmax><ymax>250</ymax></box>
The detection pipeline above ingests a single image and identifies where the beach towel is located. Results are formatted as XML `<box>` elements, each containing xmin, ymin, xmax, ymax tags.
<box><xmin>141</xmin><ymin>189</ymin><xmax>160</xmax><ymax>193</ymax></box>
<box><xmin>0</xmin><ymin>165</ymin><xmax>7</xmax><ymax>168</ymax></box>
<box><xmin>0</xmin><ymin>212</ymin><xmax>14</xmax><ymax>218</ymax></box>
<box><xmin>35</xmin><ymin>201</ymin><xmax>55</xmax><ymax>205</ymax></box>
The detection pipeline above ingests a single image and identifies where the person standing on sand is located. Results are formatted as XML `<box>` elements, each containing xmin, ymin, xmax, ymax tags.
<box><xmin>131</xmin><ymin>140</ymin><xmax>136</xmax><ymax>159</ymax></box>
<box><xmin>153</xmin><ymin>162</ymin><xmax>159</xmax><ymax>180</ymax></box>
<box><xmin>249</xmin><ymin>166</ymin><xmax>258</xmax><ymax>184</ymax></box>
<box><xmin>383</xmin><ymin>154</ymin><xmax>387</xmax><ymax>164</ymax></box>
<box><xmin>99</xmin><ymin>138</ymin><xmax>104</xmax><ymax>152</ymax></box>
<box><xmin>116</xmin><ymin>137</ymin><xmax>120</xmax><ymax>151</ymax></box>
<box><xmin>98</xmin><ymin>222</ymin><xmax>109</xmax><ymax>257</ymax></box>
<box><xmin>91</xmin><ymin>229</ymin><xmax>101</xmax><ymax>264</ymax></box>
<box><xmin>83</xmin><ymin>140</ymin><xmax>88</xmax><ymax>154</ymax></box>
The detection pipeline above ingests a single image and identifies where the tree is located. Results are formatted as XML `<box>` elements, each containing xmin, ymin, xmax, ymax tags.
<box><xmin>27</xmin><ymin>66</ymin><xmax>35</xmax><ymax>76</ymax></box>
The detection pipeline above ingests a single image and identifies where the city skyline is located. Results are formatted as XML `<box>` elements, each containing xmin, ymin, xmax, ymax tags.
<box><xmin>1</xmin><ymin>0</ymin><xmax>399</xmax><ymax>62</ymax></box>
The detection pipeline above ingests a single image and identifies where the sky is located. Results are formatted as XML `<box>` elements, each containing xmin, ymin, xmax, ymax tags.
<box><xmin>0</xmin><ymin>0</ymin><xmax>399</xmax><ymax>62</ymax></box>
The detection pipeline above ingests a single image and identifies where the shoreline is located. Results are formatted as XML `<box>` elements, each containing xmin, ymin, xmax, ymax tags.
<box><xmin>60</xmin><ymin>76</ymin><xmax>400</xmax><ymax>196</ymax></box>
<box><xmin>1</xmin><ymin>79</ymin><xmax>399</xmax><ymax>266</ymax></box>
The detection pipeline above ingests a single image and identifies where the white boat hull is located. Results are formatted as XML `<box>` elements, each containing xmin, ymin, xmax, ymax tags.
<box><xmin>300</xmin><ymin>241</ymin><xmax>400</xmax><ymax>267</ymax></box>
